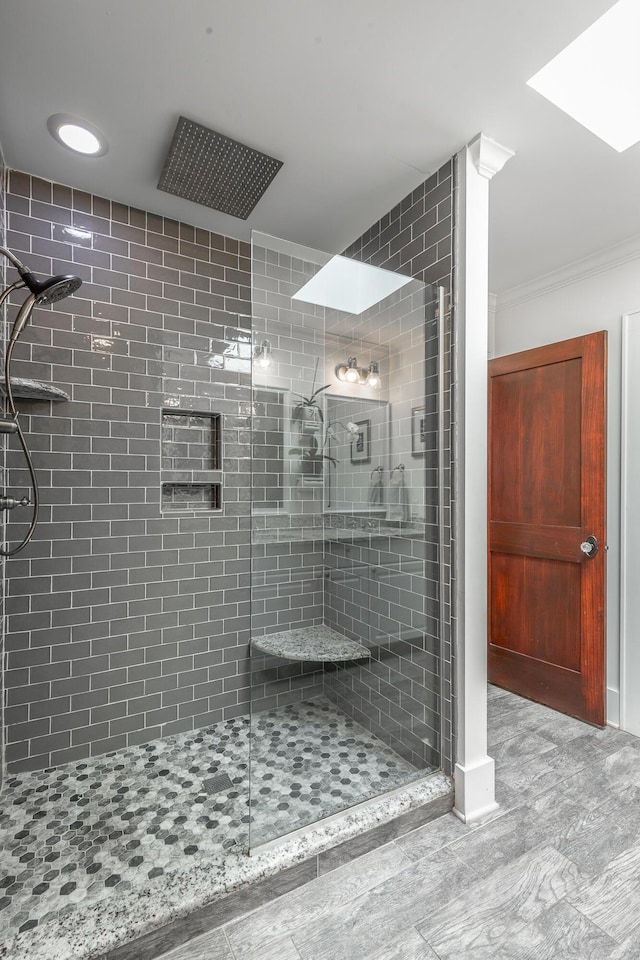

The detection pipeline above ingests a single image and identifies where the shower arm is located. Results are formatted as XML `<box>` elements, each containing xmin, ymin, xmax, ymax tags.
<box><xmin>0</xmin><ymin>247</ymin><xmax>30</xmax><ymax>277</ymax></box>
<box><xmin>0</xmin><ymin>280</ymin><xmax>29</xmax><ymax>419</ymax></box>
<box><xmin>0</xmin><ymin>279</ymin><xmax>26</xmax><ymax>425</ymax></box>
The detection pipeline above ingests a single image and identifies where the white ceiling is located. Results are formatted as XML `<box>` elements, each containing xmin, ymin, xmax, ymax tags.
<box><xmin>0</xmin><ymin>0</ymin><xmax>635</xmax><ymax>294</ymax></box>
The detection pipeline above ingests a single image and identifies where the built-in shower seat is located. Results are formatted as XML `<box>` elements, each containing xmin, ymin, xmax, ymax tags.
<box><xmin>251</xmin><ymin>624</ymin><xmax>369</xmax><ymax>661</ymax></box>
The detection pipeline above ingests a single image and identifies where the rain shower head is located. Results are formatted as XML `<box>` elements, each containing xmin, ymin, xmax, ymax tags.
<box><xmin>19</xmin><ymin>271</ymin><xmax>82</xmax><ymax>305</ymax></box>
<box><xmin>157</xmin><ymin>116</ymin><xmax>283</xmax><ymax>219</ymax></box>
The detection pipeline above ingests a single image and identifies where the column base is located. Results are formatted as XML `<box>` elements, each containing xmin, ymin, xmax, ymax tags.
<box><xmin>453</xmin><ymin>756</ymin><xmax>499</xmax><ymax>823</ymax></box>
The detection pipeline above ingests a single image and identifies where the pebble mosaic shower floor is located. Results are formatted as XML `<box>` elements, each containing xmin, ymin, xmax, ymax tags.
<box><xmin>0</xmin><ymin>698</ymin><xmax>427</xmax><ymax>942</ymax></box>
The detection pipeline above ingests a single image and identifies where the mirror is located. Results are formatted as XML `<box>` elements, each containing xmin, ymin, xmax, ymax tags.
<box><xmin>324</xmin><ymin>394</ymin><xmax>389</xmax><ymax>513</ymax></box>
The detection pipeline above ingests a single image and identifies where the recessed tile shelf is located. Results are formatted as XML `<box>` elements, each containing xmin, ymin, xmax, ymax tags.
<box><xmin>0</xmin><ymin>377</ymin><xmax>70</xmax><ymax>402</ymax></box>
<box><xmin>161</xmin><ymin>408</ymin><xmax>222</xmax><ymax>512</ymax></box>
<box><xmin>252</xmin><ymin>625</ymin><xmax>370</xmax><ymax>662</ymax></box>
<box><xmin>162</xmin><ymin>481</ymin><xmax>221</xmax><ymax>512</ymax></box>
<box><xmin>161</xmin><ymin>409</ymin><xmax>221</xmax><ymax>471</ymax></box>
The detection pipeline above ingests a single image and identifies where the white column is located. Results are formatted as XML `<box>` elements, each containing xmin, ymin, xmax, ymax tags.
<box><xmin>454</xmin><ymin>133</ymin><xmax>514</xmax><ymax>823</ymax></box>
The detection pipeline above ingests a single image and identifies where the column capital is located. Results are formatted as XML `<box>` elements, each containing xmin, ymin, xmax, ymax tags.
<box><xmin>468</xmin><ymin>133</ymin><xmax>515</xmax><ymax>181</ymax></box>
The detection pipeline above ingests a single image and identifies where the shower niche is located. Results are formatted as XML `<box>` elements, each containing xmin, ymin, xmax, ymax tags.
<box><xmin>160</xmin><ymin>408</ymin><xmax>222</xmax><ymax>512</ymax></box>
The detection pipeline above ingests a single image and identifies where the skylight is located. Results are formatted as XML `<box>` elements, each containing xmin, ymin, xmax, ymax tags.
<box><xmin>292</xmin><ymin>255</ymin><xmax>412</xmax><ymax>315</ymax></box>
<box><xmin>527</xmin><ymin>0</ymin><xmax>640</xmax><ymax>152</ymax></box>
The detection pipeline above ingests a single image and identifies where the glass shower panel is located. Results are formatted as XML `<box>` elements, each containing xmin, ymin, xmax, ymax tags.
<box><xmin>249</xmin><ymin>232</ymin><xmax>441</xmax><ymax>850</ymax></box>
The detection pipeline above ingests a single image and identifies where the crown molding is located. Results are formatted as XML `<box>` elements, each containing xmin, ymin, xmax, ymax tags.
<box><xmin>497</xmin><ymin>232</ymin><xmax>640</xmax><ymax>311</ymax></box>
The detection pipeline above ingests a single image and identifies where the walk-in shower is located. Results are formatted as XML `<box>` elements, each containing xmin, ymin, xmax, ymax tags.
<box><xmin>0</xmin><ymin>163</ymin><xmax>454</xmax><ymax>959</ymax></box>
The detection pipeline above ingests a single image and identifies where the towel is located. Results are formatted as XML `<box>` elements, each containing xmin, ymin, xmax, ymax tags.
<box><xmin>388</xmin><ymin>466</ymin><xmax>410</xmax><ymax>521</ymax></box>
<box><xmin>368</xmin><ymin>467</ymin><xmax>384</xmax><ymax>506</ymax></box>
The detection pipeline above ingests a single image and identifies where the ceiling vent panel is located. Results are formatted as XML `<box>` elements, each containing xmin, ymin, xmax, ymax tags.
<box><xmin>157</xmin><ymin>116</ymin><xmax>283</xmax><ymax>220</ymax></box>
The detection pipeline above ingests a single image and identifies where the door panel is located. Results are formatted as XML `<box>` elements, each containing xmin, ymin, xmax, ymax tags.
<box><xmin>488</xmin><ymin>332</ymin><xmax>606</xmax><ymax>725</ymax></box>
<box><xmin>491</xmin><ymin>554</ymin><xmax>581</xmax><ymax>671</ymax></box>
<box><xmin>491</xmin><ymin>359</ymin><xmax>582</xmax><ymax>526</ymax></box>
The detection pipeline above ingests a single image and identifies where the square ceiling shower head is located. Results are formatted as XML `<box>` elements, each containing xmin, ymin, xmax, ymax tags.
<box><xmin>157</xmin><ymin>116</ymin><xmax>283</xmax><ymax>220</ymax></box>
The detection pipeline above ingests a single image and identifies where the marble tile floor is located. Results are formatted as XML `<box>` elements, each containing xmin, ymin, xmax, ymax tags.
<box><xmin>0</xmin><ymin>697</ymin><xmax>428</xmax><ymax>947</ymax></box>
<box><xmin>153</xmin><ymin>685</ymin><xmax>640</xmax><ymax>960</ymax></box>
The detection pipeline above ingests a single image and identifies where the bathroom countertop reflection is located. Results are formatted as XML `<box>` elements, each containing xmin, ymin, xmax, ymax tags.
<box><xmin>251</xmin><ymin>520</ymin><xmax>427</xmax><ymax>545</ymax></box>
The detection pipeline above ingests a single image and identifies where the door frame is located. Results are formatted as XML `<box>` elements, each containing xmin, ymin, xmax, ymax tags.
<box><xmin>620</xmin><ymin>311</ymin><xmax>640</xmax><ymax>735</ymax></box>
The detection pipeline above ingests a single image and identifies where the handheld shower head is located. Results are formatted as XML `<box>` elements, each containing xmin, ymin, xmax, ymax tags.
<box><xmin>0</xmin><ymin>246</ymin><xmax>82</xmax><ymax>305</ymax></box>
<box><xmin>18</xmin><ymin>271</ymin><xmax>82</xmax><ymax>305</ymax></box>
<box><xmin>0</xmin><ymin>248</ymin><xmax>83</xmax><ymax>558</ymax></box>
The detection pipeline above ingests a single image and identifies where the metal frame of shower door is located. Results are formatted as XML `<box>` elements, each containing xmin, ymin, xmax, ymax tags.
<box><xmin>437</xmin><ymin>284</ymin><xmax>448</xmax><ymax>771</ymax></box>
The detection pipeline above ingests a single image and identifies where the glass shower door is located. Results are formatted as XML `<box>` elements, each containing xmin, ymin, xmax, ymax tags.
<box><xmin>248</xmin><ymin>231</ymin><xmax>441</xmax><ymax>850</ymax></box>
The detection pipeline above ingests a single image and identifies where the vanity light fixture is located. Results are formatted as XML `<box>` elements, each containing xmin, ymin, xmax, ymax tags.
<box><xmin>366</xmin><ymin>361</ymin><xmax>381</xmax><ymax>390</ymax></box>
<box><xmin>335</xmin><ymin>356</ymin><xmax>363</xmax><ymax>383</ymax></box>
<box><xmin>253</xmin><ymin>339</ymin><xmax>273</xmax><ymax>368</ymax></box>
<box><xmin>344</xmin><ymin>357</ymin><xmax>360</xmax><ymax>383</ymax></box>
<box><xmin>47</xmin><ymin>114</ymin><xmax>109</xmax><ymax>157</ymax></box>
<box><xmin>335</xmin><ymin>357</ymin><xmax>382</xmax><ymax>389</ymax></box>
<box><xmin>335</xmin><ymin>360</ymin><xmax>349</xmax><ymax>381</ymax></box>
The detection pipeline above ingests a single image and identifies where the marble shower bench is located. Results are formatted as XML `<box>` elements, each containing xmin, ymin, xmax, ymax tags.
<box><xmin>251</xmin><ymin>624</ymin><xmax>370</xmax><ymax>662</ymax></box>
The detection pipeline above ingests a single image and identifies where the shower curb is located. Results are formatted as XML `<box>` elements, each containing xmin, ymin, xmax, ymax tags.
<box><xmin>103</xmin><ymin>787</ymin><xmax>454</xmax><ymax>960</ymax></box>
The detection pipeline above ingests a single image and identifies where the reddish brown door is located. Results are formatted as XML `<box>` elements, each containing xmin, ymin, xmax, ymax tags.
<box><xmin>488</xmin><ymin>332</ymin><xmax>607</xmax><ymax>725</ymax></box>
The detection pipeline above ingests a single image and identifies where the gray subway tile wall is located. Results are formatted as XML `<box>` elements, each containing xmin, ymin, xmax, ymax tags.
<box><xmin>2</xmin><ymin>159</ymin><xmax>456</xmax><ymax>785</ymax></box>
<box><xmin>252</xmin><ymin>164</ymin><xmax>456</xmax><ymax>777</ymax></box>
<box><xmin>329</xmin><ymin>160</ymin><xmax>456</xmax><ymax>774</ymax></box>
<box><xmin>316</xmin><ymin>279</ymin><xmax>441</xmax><ymax>770</ymax></box>
<box><xmin>0</xmin><ymin>150</ymin><xmax>6</xmax><ymax>788</ymax></box>
<box><xmin>3</xmin><ymin>169</ymin><xmax>254</xmax><ymax>772</ymax></box>
<box><xmin>249</xmin><ymin>243</ymin><xmax>334</xmax><ymax>708</ymax></box>
<box><xmin>341</xmin><ymin>165</ymin><xmax>453</xmax><ymax>286</ymax></box>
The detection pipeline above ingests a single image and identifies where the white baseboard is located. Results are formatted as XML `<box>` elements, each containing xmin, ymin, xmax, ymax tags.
<box><xmin>607</xmin><ymin>686</ymin><xmax>620</xmax><ymax>728</ymax></box>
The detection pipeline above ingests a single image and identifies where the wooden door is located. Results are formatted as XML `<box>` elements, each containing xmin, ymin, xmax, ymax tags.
<box><xmin>488</xmin><ymin>332</ymin><xmax>607</xmax><ymax>725</ymax></box>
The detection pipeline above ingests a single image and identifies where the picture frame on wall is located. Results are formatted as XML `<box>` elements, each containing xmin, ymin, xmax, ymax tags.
<box><xmin>350</xmin><ymin>419</ymin><xmax>371</xmax><ymax>464</ymax></box>
<box><xmin>411</xmin><ymin>406</ymin><xmax>427</xmax><ymax>458</ymax></box>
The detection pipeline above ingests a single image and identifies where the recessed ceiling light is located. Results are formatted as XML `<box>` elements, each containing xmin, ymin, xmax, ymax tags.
<box><xmin>47</xmin><ymin>114</ymin><xmax>108</xmax><ymax>157</ymax></box>
<box><xmin>527</xmin><ymin>0</ymin><xmax>640</xmax><ymax>152</ymax></box>
<box><xmin>292</xmin><ymin>255</ymin><xmax>412</xmax><ymax>315</ymax></box>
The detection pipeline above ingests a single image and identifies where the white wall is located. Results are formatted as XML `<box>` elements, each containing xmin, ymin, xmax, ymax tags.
<box><xmin>494</xmin><ymin>248</ymin><xmax>640</xmax><ymax>724</ymax></box>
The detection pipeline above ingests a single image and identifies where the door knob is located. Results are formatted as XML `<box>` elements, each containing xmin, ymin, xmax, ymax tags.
<box><xmin>580</xmin><ymin>535</ymin><xmax>598</xmax><ymax>558</ymax></box>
